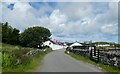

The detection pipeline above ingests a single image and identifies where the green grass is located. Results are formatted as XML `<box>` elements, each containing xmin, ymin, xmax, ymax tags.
<box><xmin>66</xmin><ymin>51</ymin><xmax>120</xmax><ymax>73</ymax></box>
<box><xmin>3</xmin><ymin>50</ymin><xmax>52</xmax><ymax>72</ymax></box>
<box><xmin>0</xmin><ymin>43</ymin><xmax>2</xmax><ymax>73</ymax></box>
<box><xmin>0</xmin><ymin>52</ymin><xmax>2</xmax><ymax>73</ymax></box>
<box><xmin>2</xmin><ymin>43</ymin><xmax>52</xmax><ymax>72</ymax></box>
<box><xmin>66</xmin><ymin>51</ymin><xmax>96</xmax><ymax>65</ymax></box>
<box><xmin>98</xmin><ymin>63</ymin><xmax>120</xmax><ymax>73</ymax></box>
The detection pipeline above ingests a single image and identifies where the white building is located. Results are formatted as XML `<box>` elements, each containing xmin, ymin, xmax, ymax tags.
<box><xmin>43</xmin><ymin>41</ymin><xmax>64</xmax><ymax>50</ymax></box>
<box><xmin>97</xmin><ymin>44</ymin><xmax>110</xmax><ymax>47</ymax></box>
<box><xmin>70</xmin><ymin>42</ymin><xmax>82</xmax><ymax>47</ymax></box>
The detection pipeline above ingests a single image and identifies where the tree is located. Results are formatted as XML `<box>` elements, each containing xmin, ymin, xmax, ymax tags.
<box><xmin>2</xmin><ymin>22</ymin><xmax>20</xmax><ymax>45</ymax></box>
<box><xmin>0</xmin><ymin>23</ymin><xmax>2</xmax><ymax>42</ymax></box>
<box><xmin>2</xmin><ymin>22</ymin><xmax>13</xmax><ymax>43</ymax></box>
<box><xmin>9</xmin><ymin>28</ymin><xmax>20</xmax><ymax>45</ymax></box>
<box><xmin>19</xmin><ymin>26</ymin><xmax>51</xmax><ymax>48</ymax></box>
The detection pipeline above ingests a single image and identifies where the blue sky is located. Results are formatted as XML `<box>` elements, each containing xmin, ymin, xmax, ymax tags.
<box><xmin>2</xmin><ymin>2</ymin><xmax>118</xmax><ymax>43</ymax></box>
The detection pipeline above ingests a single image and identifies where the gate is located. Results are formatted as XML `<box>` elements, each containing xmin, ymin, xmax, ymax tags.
<box><xmin>90</xmin><ymin>48</ymin><xmax>100</xmax><ymax>63</ymax></box>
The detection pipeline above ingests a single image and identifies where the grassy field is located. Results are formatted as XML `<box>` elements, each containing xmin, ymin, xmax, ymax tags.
<box><xmin>66</xmin><ymin>51</ymin><xmax>120</xmax><ymax>73</ymax></box>
<box><xmin>2</xmin><ymin>43</ymin><xmax>52</xmax><ymax>72</ymax></box>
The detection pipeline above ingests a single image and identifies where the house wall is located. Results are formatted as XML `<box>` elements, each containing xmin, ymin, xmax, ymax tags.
<box><xmin>43</xmin><ymin>41</ymin><xmax>64</xmax><ymax>50</ymax></box>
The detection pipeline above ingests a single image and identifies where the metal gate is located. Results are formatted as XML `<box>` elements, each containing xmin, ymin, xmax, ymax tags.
<box><xmin>90</xmin><ymin>49</ymin><xmax>100</xmax><ymax>63</ymax></box>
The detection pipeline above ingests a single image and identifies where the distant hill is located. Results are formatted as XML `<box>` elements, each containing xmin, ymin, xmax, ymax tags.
<box><xmin>93</xmin><ymin>42</ymin><xmax>113</xmax><ymax>45</ymax></box>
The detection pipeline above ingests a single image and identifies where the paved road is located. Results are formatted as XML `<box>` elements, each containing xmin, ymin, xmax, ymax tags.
<box><xmin>37</xmin><ymin>49</ymin><xmax>103</xmax><ymax>72</ymax></box>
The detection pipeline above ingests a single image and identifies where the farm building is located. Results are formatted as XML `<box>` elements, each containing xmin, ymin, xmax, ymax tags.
<box><xmin>70</xmin><ymin>42</ymin><xmax>82</xmax><ymax>47</ymax></box>
<box><xmin>97</xmin><ymin>44</ymin><xmax>110</xmax><ymax>47</ymax></box>
<box><xmin>43</xmin><ymin>40</ymin><xmax>64</xmax><ymax>50</ymax></box>
<box><xmin>69</xmin><ymin>42</ymin><xmax>96</xmax><ymax>51</ymax></box>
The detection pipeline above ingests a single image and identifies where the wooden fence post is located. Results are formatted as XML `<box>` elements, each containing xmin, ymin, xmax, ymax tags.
<box><xmin>90</xmin><ymin>49</ymin><xmax>93</xmax><ymax>60</ymax></box>
<box><xmin>97</xmin><ymin>49</ymin><xmax>100</xmax><ymax>63</ymax></box>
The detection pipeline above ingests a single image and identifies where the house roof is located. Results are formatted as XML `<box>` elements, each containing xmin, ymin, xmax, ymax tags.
<box><xmin>70</xmin><ymin>42</ymin><xmax>82</xmax><ymax>47</ymax></box>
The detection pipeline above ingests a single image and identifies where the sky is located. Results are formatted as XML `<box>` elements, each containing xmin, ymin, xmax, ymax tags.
<box><xmin>1</xmin><ymin>1</ymin><xmax>119</xmax><ymax>43</ymax></box>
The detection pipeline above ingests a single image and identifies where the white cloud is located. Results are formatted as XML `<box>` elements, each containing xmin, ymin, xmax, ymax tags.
<box><xmin>0</xmin><ymin>2</ymin><xmax>2</xmax><ymax>22</ymax></box>
<box><xmin>95</xmin><ymin>2</ymin><xmax>118</xmax><ymax>24</ymax></box>
<box><xmin>2</xmin><ymin>0</ymin><xmax>120</xmax><ymax>2</ymax></box>
<box><xmin>3</xmin><ymin>2</ymin><xmax>40</xmax><ymax>31</ymax></box>
<box><xmin>2</xmin><ymin>2</ymin><xmax>118</xmax><ymax>42</ymax></box>
<box><xmin>50</xmin><ymin>9</ymin><xmax>67</xmax><ymax>25</ymax></box>
<box><xmin>101</xmin><ymin>24</ymin><xmax>118</xmax><ymax>35</ymax></box>
<box><xmin>57</xmin><ymin>2</ymin><xmax>93</xmax><ymax>21</ymax></box>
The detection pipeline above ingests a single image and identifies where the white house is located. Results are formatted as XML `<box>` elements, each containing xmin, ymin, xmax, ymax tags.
<box><xmin>43</xmin><ymin>41</ymin><xmax>64</xmax><ymax>50</ymax></box>
<box><xmin>70</xmin><ymin>42</ymin><xmax>82</xmax><ymax>47</ymax></box>
<box><xmin>69</xmin><ymin>42</ymin><xmax>83</xmax><ymax>50</ymax></box>
<box><xmin>97</xmin><ymin>44</ymin><xmax>110</xmax><ymax>47</ymax></box>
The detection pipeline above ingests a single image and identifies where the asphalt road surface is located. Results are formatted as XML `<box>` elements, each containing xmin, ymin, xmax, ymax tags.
<box><xmin>37</xmin><ymin>49</ymin><xmax>103</xmax><ymax>72</ymax></box>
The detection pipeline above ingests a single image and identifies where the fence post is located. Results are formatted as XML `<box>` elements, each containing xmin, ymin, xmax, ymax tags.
<box><xmin>94</xmin><ymin>47</ymin><xmax>96</xmax><ymax>56</ymax></box>
<box><xmin>90</xmin><ymin>49</ymin><xmax>93</xmax><ymax>60</ymax></box>
<box><xmin>97</xmin><ymin>49</ymin><xmax>100</xmax><ymax>63</ymax></box>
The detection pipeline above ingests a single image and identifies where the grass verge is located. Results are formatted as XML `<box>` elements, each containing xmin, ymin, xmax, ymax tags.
<box><xmin>0</xmin><ymin>52</ymin><xmax>2</xmax><ymax>73</ymax></box>
<box><xmin>3</xmin><ymin>50</ymin><xmax>52</xmax><ymax>72</ymax></box>
<box><xmin>2</xmin><ymin>42</ymin><xmax>52</xmax><ymax>72</ymax></box>
<box><xmin>66</xmin><ymin>51</ymin><xmax>120</xmax><ymax>73</ymax></box>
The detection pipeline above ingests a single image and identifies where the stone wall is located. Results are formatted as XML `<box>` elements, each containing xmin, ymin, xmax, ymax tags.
<box><xmin>67</xmin><ymin>48</ymin><xmax>120</xmax><ymax>69</ymax></box>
